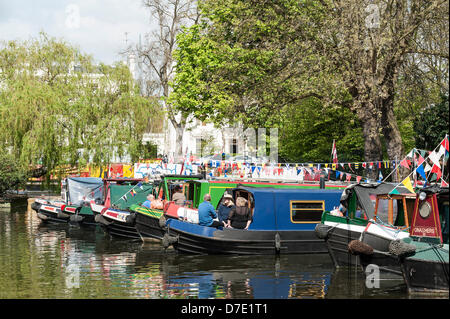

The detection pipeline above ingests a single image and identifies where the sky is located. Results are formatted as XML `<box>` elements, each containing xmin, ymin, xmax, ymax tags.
<box><xmin>0</xmin><ymin>0</ymin><xmax>155</xmax><ymax>64</ymax></box>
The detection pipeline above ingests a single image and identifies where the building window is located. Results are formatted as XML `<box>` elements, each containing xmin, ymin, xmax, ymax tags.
<box><xmin>290</xmin><ymin>201</ymin><xmax>324</xmax><ymax>223</ymax></box>
<box><xmin>229</xmin><ymin>138</ymin><xmax>238</xmax><ymax>155</ymax></box>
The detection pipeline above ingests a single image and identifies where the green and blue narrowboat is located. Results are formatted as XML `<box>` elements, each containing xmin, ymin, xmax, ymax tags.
<box><xmin>133</xmin><ymin>177</ymin><xmax>347</xmax><ymax>242</ymax></box>
<box><xmin>162</xmin><ymin>186</ymin><xmax>343</xmax><ymax>255</ymax></box>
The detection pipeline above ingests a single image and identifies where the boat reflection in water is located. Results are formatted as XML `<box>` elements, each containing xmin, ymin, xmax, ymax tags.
<box><xmin>133</xmin><ymin>248</ymin><xmax>334</xmax><ymax>299</ymax></box>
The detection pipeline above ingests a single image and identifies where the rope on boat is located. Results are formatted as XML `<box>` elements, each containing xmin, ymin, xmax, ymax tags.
<box><xmin>348</xmin><ymin>240</ymin><xmax>374</xmax><ymax>256</ymax></box>
<box><xmin>162</xmin><ymin>233</ymin><xmax>178</xmax><ymax>249</ymax></box>
<box><xmin>388</xmin><ymin>239</ymin><xmax>416</xmax><ymax>257</ymax></box>
<box><xmin>275</xmin><ymin>233</ymin><xmax>281</xmax><ymax>253</ymax></box>
<box><xmin>159</xmin><ymin>215</ymin><xmax>167</xmax><ymax>229</ymax></box>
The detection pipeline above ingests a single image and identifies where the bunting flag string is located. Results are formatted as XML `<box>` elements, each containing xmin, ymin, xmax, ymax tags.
<box><xmin>389</xmin><ymin>135</ymin><xmax>449</xmax><ymax>195</ymax></box>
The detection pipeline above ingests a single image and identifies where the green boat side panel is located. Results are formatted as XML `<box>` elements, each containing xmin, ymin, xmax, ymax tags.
<box><xmin>79</xmin><ymin>206</ymin><xmax>94</xmax><ymax>216</ymax></box>
<box><xmin>129</xmin><ymin>204</ymin><xmax>163</xmax><ymax>219</ymax></box>
<box><xmin>348</xmin><ymin>192</ymin><xmax>357</xmax><ymax>219</ymax></box>
<box><xmin>321</xmin><ymin>211</ymin><xmax>368</xmax><ymax>226</ymax></box>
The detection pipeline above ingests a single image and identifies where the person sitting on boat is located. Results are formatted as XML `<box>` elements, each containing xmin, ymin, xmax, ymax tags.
<box><xmin>171</xmin><ymin>185</ymin><xmax>186</xmax><ymax>206</ymax></box>
<box><xmin>198</xmin><ymin>194</ymin><xmax>222</xmax><ymax>228</ymax></box>
<box><xmin>226</xmin><ymin>197</ymin><xmax>252</xmax><ymax>230</ymax></box>
<box><xmin>217</xmin><ymin>193</ymin><xmax>235</xmax><ymax>226</ymax></box>
<box><xmin>142</xmin><ymin>194</ymin><xmax>154</xmax><ymax>209</ymax></box>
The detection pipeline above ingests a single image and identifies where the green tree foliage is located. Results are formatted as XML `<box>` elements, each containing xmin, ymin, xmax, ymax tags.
<box><xmin>0</xmin><ymin>149</ymin><xmax>27</xmax><ymax>197</ymax></box>
<box><xmin>413</xmin><ymin>94</ymin><xmax>449</xmax><ymax>150</ymax></box>
<box><xmin>170</xmin><ymin>0</ymin><xmax>449</xmax><ymax>164</ymax></box>
<box><xmin>279</xmin><ymin>98</ymin><xmax>364</xmax><ymax>162</ymax></box>
<box><xmin>0</xmin><ymin>33</ymin><xmax>163</xmax><ymax>179</ymax></box>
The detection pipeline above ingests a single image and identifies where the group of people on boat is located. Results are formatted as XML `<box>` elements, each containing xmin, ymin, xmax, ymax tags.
<box><xmin>142</xmin><ymin>183</ymin><xmax>252</xmax><ymax>229</ymax></box>
<box><xmin>198</xmin><ymin>193</ymin><xmax>253</xmax><ymax>229</ymax></box>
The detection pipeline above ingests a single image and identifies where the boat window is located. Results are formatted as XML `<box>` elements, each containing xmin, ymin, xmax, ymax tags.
<box><xmin>290</xmin><ymin>200</ymin><xmax>324</xmax><ymax>223</ymax></box>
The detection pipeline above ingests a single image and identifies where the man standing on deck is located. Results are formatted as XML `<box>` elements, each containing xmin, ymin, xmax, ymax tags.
<box><xmin>198</xmin><ymin>194</ymin><xmax>222</xmax><ymax>228</ymax></box>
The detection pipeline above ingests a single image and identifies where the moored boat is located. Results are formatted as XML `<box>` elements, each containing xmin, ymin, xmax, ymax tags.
<box><xmin>360</xmin><ymin>185</ymin><xmax>449</xmax><ymax>294</ymax></box>
<box><xmin>31</xmin><ymin>177</ymin><xmax>103</xmax><ymax>224</ymax></box>
<box><xmin>134</xmin><ymin>176</ymin><xmax>348</xmax><ymax>242</ymax></box>
<box><xmin>91</xmin><ymin>178</ymin><xmax>154</xmax><ymax>239</ymax></box>
<box><xmin>316</xmin><ymin>182</ymin><xmax>412</xmax><ymax>268</ymax></box>
<box><xmin>133</xmin><ymin>175</ymin><xmax>203</xmax><ymax>241</ymax></box>
<box><xmin>162</xmin><ymin>186</ymin><xmax>343</xmax><ymax>255</ymax></box>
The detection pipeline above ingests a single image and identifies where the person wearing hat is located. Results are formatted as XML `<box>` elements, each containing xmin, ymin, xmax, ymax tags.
<box><xmin>217</xmin><ymin>193</ymin><xmax>235</xmax><ymax>227</ymax></box>
<box><xmin>171</xmin><ymin>185</ymin><xmax>186</xmax><ymax>206</ymax></box>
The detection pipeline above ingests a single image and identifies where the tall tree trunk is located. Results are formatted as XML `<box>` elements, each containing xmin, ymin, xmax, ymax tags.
<box><xmin>358</xmin><ymin>101</ymin><xmax>383</xmax><ymax>180</ymax></box>
<box><xmin>381</xmin><ymin>95</ymin><xmax>405</xmax><ymax>181</ymax></box>
<box><xmin>173</xmin><ymin>122</ymin><xmax>185</xmax><ymax>163</ymax></box>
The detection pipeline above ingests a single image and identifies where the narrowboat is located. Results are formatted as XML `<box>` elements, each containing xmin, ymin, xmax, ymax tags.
<box><xmin>316</xmin><ymin>182</ymin><xmax>412</xmax><ymax>268</ymax></box>
<box><xmin>91</xmin><ymin>178</ymin><xmax>155</xmax><ymax>239</ymax></box>
<box><xmin>133</xmin><ymin>176</ymin><xmax>348</xmax><ymax>242</ymax></box>
<box><xmin>133</xmin><ymin>175</ymin><xmax>203</xmax><ymax>241</ymax></box>
<box><xmin>360</xmin><ymin>185</ymin><xmax>449</xmax><ymax>294</ymax></box>
<box><xmin>162</xmin><ymin>186</ymin><xmax>343</xmax><ymax>255</ymax></box>
<box><xmin>31</xmin><ymin>177</ymin><xmax>103</xmax><ymax>224</ymax></box>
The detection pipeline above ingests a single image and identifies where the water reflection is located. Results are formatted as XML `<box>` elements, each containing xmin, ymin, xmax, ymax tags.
<box><xmin>0</xmin><ymin>200</ymin><xmax>412</xmax><ymax>299</ymax></box>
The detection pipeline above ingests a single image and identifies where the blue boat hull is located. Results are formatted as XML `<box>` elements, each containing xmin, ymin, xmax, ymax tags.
<box><xmin>165</xmin><ymin>219</ymin><xmax>327</xmax><ymax>255</ymax></box>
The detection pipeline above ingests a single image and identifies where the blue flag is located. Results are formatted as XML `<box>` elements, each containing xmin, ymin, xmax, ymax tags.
<box><xmin>416</xmin><ymin>164</ymin><xmax>427</xmax><ymax>181</ymax></box>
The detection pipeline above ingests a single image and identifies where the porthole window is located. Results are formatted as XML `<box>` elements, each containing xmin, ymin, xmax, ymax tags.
<box><xmin>419</xmin><ymin>201</ymin><xmax>431</xmax><ymax>219</ymax></box>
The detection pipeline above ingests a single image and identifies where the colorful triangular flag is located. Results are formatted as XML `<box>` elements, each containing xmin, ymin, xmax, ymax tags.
<box><xmin>401</xmin><ymin>176</ymin><xmax>415</xmax><ymax>193</ymax></box>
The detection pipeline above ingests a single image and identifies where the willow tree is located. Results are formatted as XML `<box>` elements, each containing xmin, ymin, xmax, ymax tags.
<box><xmin>170</xmin><ymin>0</ymin><xmax>449</xmax><ymax>166</ymax></box>
<box><xmin>0</xmin><ymin>33</ymin><xmax>162</xmax><ymax>180</ymax></box>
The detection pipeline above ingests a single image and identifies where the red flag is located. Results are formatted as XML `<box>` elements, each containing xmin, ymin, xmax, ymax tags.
<box><xmin>418</xmin><ymin>155</ymin><xmax>425</xmax><ymax>166</ymax></box>
<box><xmin>400</xmin><ymin>159</ymin><xmax>410</xmax><ymax>169</ymax></box>
<box><xmin>331</xmin><ymin>140</ymin><xmax>338</xmax><ymax>163</ymax></box>
<box><xmin>356</xmin><ymin>176</ymin><xmax>362</xmax><ymax>183</ymax></box>
<box><xmin>431</xmin><ymin>164</ymin><xmax>442</xmax><ymax>181</ymax></box>
<box><xmin>441</xmin><ymin>136</ymin><xmax>449</xmax><ymax>152</ymax></box>
<box><xmin>442</xmin><ymin>180</ymin><xmax>449</xmax><ymax>187</ymax></box>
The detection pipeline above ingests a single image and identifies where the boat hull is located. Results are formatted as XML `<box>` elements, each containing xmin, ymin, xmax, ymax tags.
<box><xmin>32</xmin><ymin>202</ymin><xmax>70</xmax><ymax>224</ymax></box>
<box><xmin>94</xmin><ymin>211</ymin><xmax>140</xmax><ymax>240</ymax></box>
<box><xmin>135</xmin><ymin>212</ymin><xmax>166</xmax><ymax>241</ymax></box>
<box><xmin>325</xmin><ymin>227</ymin><xmax>364</xmax><ymax>268</ymax></box>
<box><xmin>166</xmin><ymin>220</ymin><xmax>328</xmax><ymax>255</ymax></box>
<box><xmin>400</xmin><ymin>257</ymin><xmax>449</xmax><ymax>294</ymax></box>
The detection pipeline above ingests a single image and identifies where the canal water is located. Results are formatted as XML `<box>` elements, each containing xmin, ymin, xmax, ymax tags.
<box><xmin>0</xmin><ymin>199</ymin><xmax>436</xmax><ymax>300</ymax></box>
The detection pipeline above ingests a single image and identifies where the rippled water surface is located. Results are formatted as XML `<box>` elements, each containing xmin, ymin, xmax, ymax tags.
<box><xmin>0</xmin><ymin>199</ymin><xmax>434</xmax><ymax>299</ymax></box>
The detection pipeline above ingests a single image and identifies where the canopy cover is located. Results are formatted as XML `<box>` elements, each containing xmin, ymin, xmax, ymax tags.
<box><xmin>67</xmin><ymin>177</ymin><xmax>103</xmax><ymax>206</ymax></box>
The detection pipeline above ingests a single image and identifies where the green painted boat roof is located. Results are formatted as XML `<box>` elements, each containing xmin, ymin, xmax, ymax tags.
<box><xmin>403</xmin><ymin>238</ymin><xmax>449</xmax><ymax>262</ymax></box>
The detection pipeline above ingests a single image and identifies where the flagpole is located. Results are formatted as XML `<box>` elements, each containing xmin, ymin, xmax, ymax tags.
<box><xmin>441</xmin><ymin>134</ymin><xmax>448</xmax><ymax>187</ymax></box>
